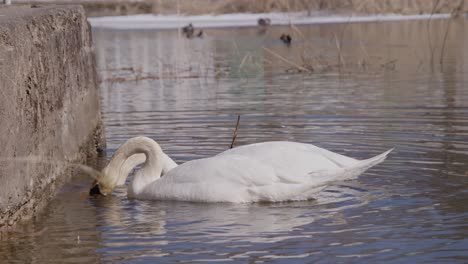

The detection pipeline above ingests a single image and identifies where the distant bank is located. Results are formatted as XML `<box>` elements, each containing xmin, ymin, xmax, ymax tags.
<box><xmin>13</xmin><ymin>0</ymin><xmax>468</xmax><ymax>17</ymax></box>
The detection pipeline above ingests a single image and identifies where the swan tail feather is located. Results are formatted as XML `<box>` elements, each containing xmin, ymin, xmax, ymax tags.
<box><xmin>307</xmin><ymin>148</ymin><xmax>394</xmax><ymax>183</ymax></box>
<box><xmin>340</xmin><ymin>148</ymin><xmax>394</xmax><ymax>180</ymax></box>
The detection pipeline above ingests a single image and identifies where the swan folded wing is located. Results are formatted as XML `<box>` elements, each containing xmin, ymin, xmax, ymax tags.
<box><xmin>162</xmin><ymin>155</ymin><xmax>278</xmax><ymax>186</ymax></box>
<box><xmin>221</xmin><ymin>141</ymin><xmax>356</xmax><ymax>167</ymax></box>
<box><xmin>138</xmin><ymin>155</ymin><xmax>283</xmax><ymax>202</ymax></box>
<box><xmin>222</xmin><ymin>142</ymin><xmax>359</xmax><ymax>184</ymax></box>
<box><xmin>247</xmin><ymin>149</ymin><xmax>393</xmax><ymax>202</ymax></box>
<box><xmin>308</xmin><ymin>145</ymin><xmax>358</xmax><ymax>168</ymax></box>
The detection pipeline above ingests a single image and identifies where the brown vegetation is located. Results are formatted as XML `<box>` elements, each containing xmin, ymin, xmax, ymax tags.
<box><xmin>150</xmin><ymin>0</ymin><xmax>468</xmax><ymax>16</ymax></box>
<box><xmin>15</xmin><ymin>0</ymin><xmax>468</xmax><ymax>17</ymax></box>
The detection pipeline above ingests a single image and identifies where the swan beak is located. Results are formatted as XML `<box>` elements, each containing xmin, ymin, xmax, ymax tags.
<box><xmin>89</xmin><ymin>181</ymin><xmax>104</xmax><ymax>196</ymax></box>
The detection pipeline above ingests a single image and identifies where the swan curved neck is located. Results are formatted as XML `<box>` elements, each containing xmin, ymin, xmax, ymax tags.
<box><xmin>102</xmin><ymin>137</ymin><xmax>164</xmax><ymax>191</ymax></box>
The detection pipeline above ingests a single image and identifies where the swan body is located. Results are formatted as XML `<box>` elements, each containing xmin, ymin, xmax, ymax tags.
<box><xmin>93</xmin><ymin>137</ymin><xmax>392</xmax><ymax>203</ymax></box>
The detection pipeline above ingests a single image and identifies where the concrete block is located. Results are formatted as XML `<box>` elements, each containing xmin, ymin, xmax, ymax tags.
<box><xmin>0</xmin><ymin>5</ymin><xmax>105</xmax><ymax>229</ymax></box>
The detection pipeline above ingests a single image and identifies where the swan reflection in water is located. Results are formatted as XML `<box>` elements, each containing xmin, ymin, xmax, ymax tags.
<box><xmin>95</xmin><ymin>184</ymin><xmax>369</xmax><ymax>247</ymax></box>
<box><xmin>90</xmin><ymin>136</ymin><xmax>392</xmax><ymax>203</ymax></box>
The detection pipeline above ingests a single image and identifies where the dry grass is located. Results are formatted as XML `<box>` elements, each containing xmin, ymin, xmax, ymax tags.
<box><xmin>100</xmin><ymin>67</ymin><xmax>201</xmax><ymax>85</ymax></box>
<box><xmin>152</xmin><ymin>0</ymin><xmax>318</xmax><ymax>15</ymax></box>
<box><xmin>15</xmin><ymin>0</ymin><xmax>468</xmax><ymax>17</ymax></box>
<box><xmin>439</xmin><ymin>16</ymin><xmax>452</xmax><ymax>67</ymax></box>
<box><xmin>425</xmin><ymin>0</ymin><xmax>464</xmax><ymax>68</ymax></box>
<box><xmin>151</xmin><ymin>0</ymin><xmax>468</xmax><ymax>15</ymax></box>
<box><xmin>263</xmin><ymin>47</ymin><xmax>313</xmax><ymax>73</ymax></box>
<box><xmin>264</xmin><ymin>20</ymin><xmax>400</xmax><ymax>75</ymax></box>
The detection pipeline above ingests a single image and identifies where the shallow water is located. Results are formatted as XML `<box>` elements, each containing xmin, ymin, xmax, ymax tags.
<box><xmin>2</xmin><ymin>18</ymin><xmax>468</xmax><ymax>263</ymax></box>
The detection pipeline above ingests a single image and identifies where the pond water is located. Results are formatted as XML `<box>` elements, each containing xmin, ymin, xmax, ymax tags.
<box><xmin>2</xmin><ymin>17</ymin><xmax>468</xmax><ymax>263</ymax></box>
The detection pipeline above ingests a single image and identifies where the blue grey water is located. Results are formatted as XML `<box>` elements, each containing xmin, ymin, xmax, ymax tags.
<box><xmin>1</xmin><ymin>18</ymin><xmax>468</xmax><ymax>263</ymax></box>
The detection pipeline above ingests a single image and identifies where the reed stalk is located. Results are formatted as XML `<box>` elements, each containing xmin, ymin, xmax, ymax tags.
<box><xmin>439</xmin><ymin>16</ymin><xmax>453</xmax><ymax>66</ymax></box>
<box><xmin>230</xmin><ymin>115</ymin><xmax>241</xmax><ymax>149</ymax></box>
<box><xmin>262</xmin><ymin>47</ymin><xmax>312</xmax><ymax>73</ymax></box>
<box><xmin>427</xmin><ymin>0</ymin><xmax>441</xmax><ymax>68</ymax></box>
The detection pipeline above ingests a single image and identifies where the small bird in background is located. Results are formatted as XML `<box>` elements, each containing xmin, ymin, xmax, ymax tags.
<box><xmin>196</xmin><ymin>30</ymin><xmax>204</xmax><ymax>38</ymax></box>
<box><xmin>257</xmin><ymin>18</ymin><xmax>271</xmax><ymax>27</ymax></box>
<box><xmin>257</xmin><ymin>18</ymin><xmax>271</xmax><ymax>35</ymax></box>
<box><xmin>280</xmin><ymin>34</ymin><xmax>292</xmax><ymax>45</ymax></box>
<box><xmin>182</xmin><ymin>23</ymin><xmax>203</xmax><ymax>39</ymax></box>
<box><xmin>182</xmin><ymin>23</ymin><xmax>195</xmax><ymax>38</ymax></box>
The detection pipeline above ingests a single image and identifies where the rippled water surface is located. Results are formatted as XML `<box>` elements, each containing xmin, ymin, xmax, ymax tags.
<box><xmin>2</xmin><ymin>18</ymin><xmax>468</xmax><ymax>263</ymax></box>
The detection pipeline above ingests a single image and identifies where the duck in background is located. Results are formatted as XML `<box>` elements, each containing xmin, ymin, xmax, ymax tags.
<box><xmin>257</xmin><ymin>18</ymin><xmax>271</xmax><ymax>27</ymax></box>
<box><xmin>182</xmin><ymin>23</ymin><xmax>203</xmax><ymax>39</ymax></box>
<box><xmin>257</xmin><ymin>18</ymin><xmax>271</xmax><ymax>35</ymax></box>
<box><xmin>280</xmin><ymin>34</ymin><xmax>292</xmax><ymax>45</ymax></box>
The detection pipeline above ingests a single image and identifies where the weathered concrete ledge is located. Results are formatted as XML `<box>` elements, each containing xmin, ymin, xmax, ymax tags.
<box><xmin>0</xmin><ymin>5</ymin><xmax>105</xmax><ymax>229</ymax></box>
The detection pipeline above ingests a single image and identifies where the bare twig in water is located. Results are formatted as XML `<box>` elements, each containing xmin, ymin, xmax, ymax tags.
<box><xmin>359</xmin><ymin>40</ymin><xmax>370</xmax><ymax>70</ymax></box>
<box><xmin>427</xmin><ymin>0</ymin><xmax>441</xmax><ymax>68</ymax></box>
<box><xmin>230</xmin><ymin>115</ymin><xmax>241</xmax><ymax>149</ymax></box>
<box><xmin>239</xmin><ymin>53</ymin><xmax>251</xmax><ymax>72</ymax></box>
<box><xmin>334</xmin><ymin>33</ymin><xmax>345</xmax><ymax>67</ymax></box>
<box><xmin>289</xmin><ymin>23</ymin><xmax>305</xmax><ymax>40</ymax></box>
<box><xmin>380</xmin><ymin>59</ymin><xmax>398</xmax><ymax>71</ymax></box>
<box><xmin>335</xmin><ymin>15</ymin><xmax>352</xmax><ymax>69</ymax></box>
<box><xmin>439</xmin><ymin>15</ymin><xmax>453</xmax><ymax>66</ymax></box>
<box><xmin>262</xmin><ymin>47</ymin><xmax>312</xmax><ymax>73</ymax></box>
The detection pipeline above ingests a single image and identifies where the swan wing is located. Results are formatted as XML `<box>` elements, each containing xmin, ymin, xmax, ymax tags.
<box><xmin>244</xmin><ymin>147</ymin><xmax>394</xmax><ymax>202</ymax></box>
<box><xmin>219</xmin><ymin>141</ymin><xmax>359</xmax><ymax>183</ymax></box>
<box><xmin>137</xmin><ymin>155</ymin><xmax>294</xmax><ymax>202</ymax></box>
<box><xmin>221</xmin><ymin>141</ymin><xmax>358</xmax><ymax>166</ymax></box>
<box><xmin>159</xmin><ymin>155</ymin><xmax>278</xmax><ymax>186</ymax></box>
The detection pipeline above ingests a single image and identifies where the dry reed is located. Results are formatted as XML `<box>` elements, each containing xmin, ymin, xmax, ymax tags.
<box><xmin>150</xmin><ymin>0</ymin><xmax>467</xmax><ymax>16</ymax></box>
<box><xmin>427</xmin><ymin>0</ymin><xmax>441</xmax><ymax>68</ymax></box>
<box><xmin>263</xmin><ymin>47</ymin><xmax>313</xmax><ymax>73</ymax></box>
<box><xmin>230</xmin><ymin>115</ymin><xmax>241</xmax><ymax>149</ymax></box>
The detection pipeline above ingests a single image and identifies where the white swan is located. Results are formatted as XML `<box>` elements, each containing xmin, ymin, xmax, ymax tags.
<box><xmin>90</xmin><ymin>136</ymin><xmax>393</xmax><ymax>203</ymax></box>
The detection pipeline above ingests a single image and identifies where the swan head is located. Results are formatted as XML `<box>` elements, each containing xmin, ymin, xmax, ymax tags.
<box><xmin>88</xmin><ymin>136</ymin><xmax>172</xmax><ymax>197</ymax></box>
<box><xmin>89</xmin><ymin>167</ymin><xmax>119</xmax><ymax>196</ymax></box>
<box><xmin>89</xmin><ymin>180</ymin><xmax>114</xmax><ymax>196</ymax></box>
<box><xmin>70</xmin><ymin>163</ymin><xmax>114</xmax><ymax>197</ymax></box>
<box><xmin>89</xmin><ymin>153</ymin><xmax>143</xmax><ymax>196</ymax></box>
<box><xmin>89</xmin><ymin>180</ymin><xmax>103</xmax><ymax>196</ymax></box>
<box><xmin>89</xmin><ymin>179</ymin><xmax>114</xmax><ymax>197</ymax></box>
